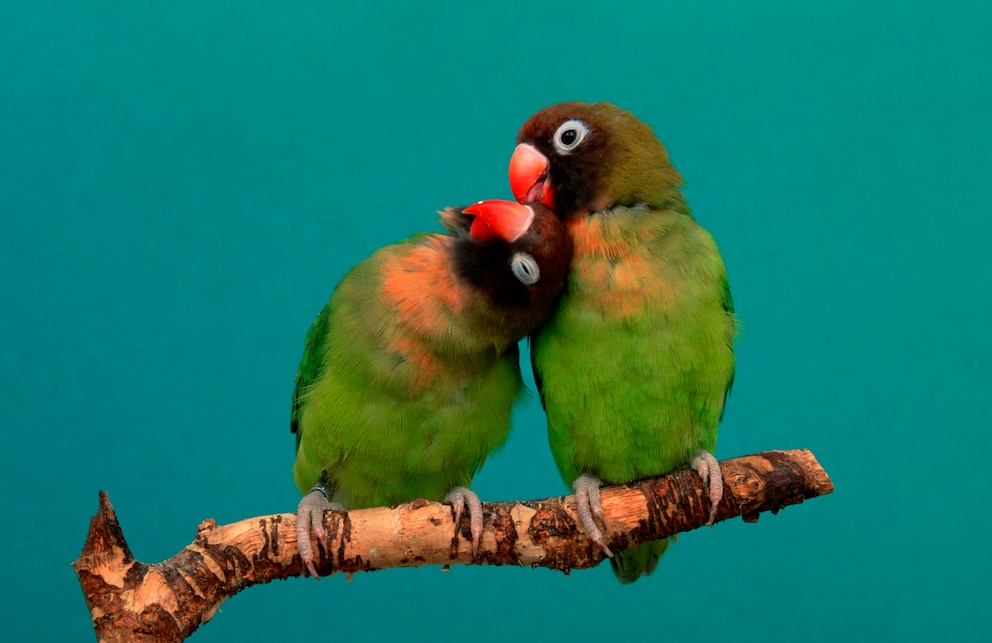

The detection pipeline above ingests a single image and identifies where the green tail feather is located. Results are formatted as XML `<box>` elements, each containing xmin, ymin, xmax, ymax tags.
<box><xmin>610</xmin><ymin>538</ymin><xmax>672</xmax><ymax>584</ymax></box>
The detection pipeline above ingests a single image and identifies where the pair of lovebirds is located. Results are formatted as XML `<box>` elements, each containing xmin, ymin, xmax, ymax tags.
<box><xmin>291</xmin><ymin>101</ymin><xmax>737</xmax><ymax>583</ymax></box>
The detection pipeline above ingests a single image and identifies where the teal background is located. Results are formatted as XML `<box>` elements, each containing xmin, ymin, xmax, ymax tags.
<box><xmin>2</xmin><ymin>1</ymin><xmax>988</xmax><ymax>640</ymax></box>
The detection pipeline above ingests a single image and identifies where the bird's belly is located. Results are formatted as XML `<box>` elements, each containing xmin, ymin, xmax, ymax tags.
<box><xmin>536</xmin><ymin>301</ymin><xmax>729</xmax><ymax>485</ymax></box>
<box><xmin>296</xmin><ymin>354</ymin><xmax>521</xmax><ymax>507</ymax></box>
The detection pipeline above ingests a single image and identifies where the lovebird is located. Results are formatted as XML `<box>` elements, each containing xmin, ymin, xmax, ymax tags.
<box><xmin>508</xmin><ymin>102</ymin><xmax>736</xmax><ymax>583</ymax></box>
<box><xmin>291</xmin><ymin>199</ymin><xmax>572</xmax><ymax>577</ymax></box>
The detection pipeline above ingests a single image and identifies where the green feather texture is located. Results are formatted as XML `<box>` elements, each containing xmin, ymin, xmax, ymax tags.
<box><xmin>291</xmin><ymin>205</ymin><xmax>571</xmax><ymax>510</ymax></box>
<box><xmin>611</xmin><ymin>538</ymin><xmax>672</xmax><ymax>584</ymax></box>
<box><xmin>519</xmin><ymin>102</ymin><xmax>737</xmax><ymax>583</ymax></box>
<box><xmin>533</xmin><ymin>206</ymin><xmax>734</xmax><ymax>483</ymax></box>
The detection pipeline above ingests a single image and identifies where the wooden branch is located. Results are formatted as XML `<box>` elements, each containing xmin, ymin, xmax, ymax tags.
<box><xmin>73</xmin><ymin>449</ymin><xmax>832</xmax><ymax>641</ymax></box>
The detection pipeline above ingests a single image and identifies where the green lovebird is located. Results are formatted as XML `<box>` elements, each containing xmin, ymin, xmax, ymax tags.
<box><xmin>291</xmin><ymin>199</ymin><xmax>572</xmax><ymax>577</ymax></box>
<box><xmin>509</xmin><ymin>102</ymin><xmax>736</xmax><ymax>583</ymax></box>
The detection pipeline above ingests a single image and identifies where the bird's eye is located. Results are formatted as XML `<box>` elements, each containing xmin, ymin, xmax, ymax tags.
<box><xmin>552</xmin><ymin>120</ymin><xmax>589</xmax><ymax>155</ymax></box>
<box><xmin>510</xmin><ymin>252</ymin><xmax>540</xmax><ymax>286</ymax></box>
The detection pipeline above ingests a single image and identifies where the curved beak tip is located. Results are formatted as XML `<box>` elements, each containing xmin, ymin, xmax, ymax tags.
<box><xmin>509</xmin><ymin>144</ymin><xmax>551</xmax><ymax>206</ymax></box>
<box><xmin>465</xmin><ymin>199</ymin><xmax>534</xmax><ymax>242</ymax></box>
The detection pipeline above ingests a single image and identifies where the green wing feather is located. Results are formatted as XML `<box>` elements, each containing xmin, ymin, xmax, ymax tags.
<box><xmin>291</xmin><ymin>304</ymin><xmax>333</xmax><ymax>452</ymax></box>
<box><xmin>720</xmin><ymin>272</ymin><xmax>735</xmax><ymax>420</ymax></box>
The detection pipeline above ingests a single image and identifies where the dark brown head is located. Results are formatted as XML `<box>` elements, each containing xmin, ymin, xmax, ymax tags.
<box><xmin>510</xmin><ymin>101</ymin><xmax>686</xmax><ymax>219</ymax></box>
<box><xmin>452</xmin><ymin>199</ymin><xmax>572</xmax><ymax>333</ymax></box>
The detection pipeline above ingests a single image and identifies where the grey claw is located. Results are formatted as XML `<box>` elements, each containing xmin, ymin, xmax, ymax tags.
<box><xmin>444</xmin><ymin>486</ymin><xmax>484</xmax><ymax>558</ymax></box>
<box><xmin>573</xmin><ymin>473</ymin><xmax>613</xmax><ymax>557</ymax></box>
<box><xmin>296</xmin><ymin>483</ymin><xmax>341</xmax><ymax>579</ymax></box>
<box><xmin>691</xmin><ymin>450</ymin><xmax>724</xmax><ymax>525</ymax></box>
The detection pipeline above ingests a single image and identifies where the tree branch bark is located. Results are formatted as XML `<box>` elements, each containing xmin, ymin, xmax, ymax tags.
<box><xmin>73</xmin><ymin>449</ymin><xmax>833</xmax><ymax>641</ymax></box>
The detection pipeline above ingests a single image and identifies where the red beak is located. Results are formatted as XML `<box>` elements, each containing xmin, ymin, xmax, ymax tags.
<box><xmin>463</xmin><ymin>200</ymin><xmax>535</xmax><ymax>243</ymax></box>
<box><xmin>509</xmin><ymin>144</ymin><xmax>555</xmax><ymax>211</ymax></box>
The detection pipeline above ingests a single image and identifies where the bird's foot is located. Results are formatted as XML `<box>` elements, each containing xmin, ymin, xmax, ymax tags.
<box><xmin>444</xmin><ymin>486</ymin><xmax>484</xmax><ymax>558</ymax></box>
<box><xmin>296</xmin><ymin>482</ymin><xmax>345</xmax><ymax>579</ymax></box>
<box><xmin>691</xmin><ymin>450</ymin><xmax>723</xmax><ymax>525</ymax></box>
<box><xmin>572</xmin><ymin>473</ymin><xmax>613</xmax><ymax>557</ymax></box>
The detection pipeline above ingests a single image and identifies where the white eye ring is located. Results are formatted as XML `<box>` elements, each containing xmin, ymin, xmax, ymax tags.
<box><xmin>552</xmin><ymin>119</ymin><xmax>589</xmax><ymax>155</ymax></box>
<box><xmin>510</xmin><ymin>252</ymin><xmax>540</xmax><ymax>286</ymax></box>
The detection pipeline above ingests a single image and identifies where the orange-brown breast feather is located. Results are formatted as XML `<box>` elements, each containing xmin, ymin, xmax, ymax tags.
<box><xmin>380</xmin><ymin>236</ymin><xmax>467</xmax><ymax>339</ymax></box>
<box><xmin>377</xmin><ymin>235</ymin><xmax>475</xmax><ymax>391</ymax></box>
<box><xmin>567</xmin><ymin>212</ymin><xmax>680</xmax><ymax>319</ymax></box>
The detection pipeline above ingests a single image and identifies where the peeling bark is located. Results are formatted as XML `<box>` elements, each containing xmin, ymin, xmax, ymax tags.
<box><xmin>73</xmin><ymin>449</ymin><xmax>833</xmax><ymax>641</ymax></box>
